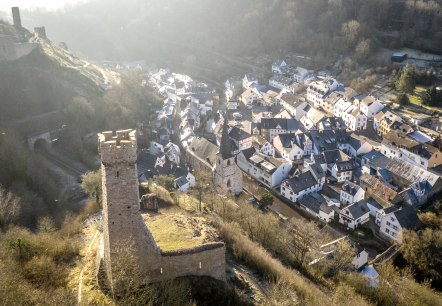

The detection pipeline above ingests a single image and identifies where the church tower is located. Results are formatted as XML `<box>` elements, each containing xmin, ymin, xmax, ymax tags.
<box><xmin>214</xmin><ymin>119</ymin><xmax>243</xmax><ymax>195</ymax></box>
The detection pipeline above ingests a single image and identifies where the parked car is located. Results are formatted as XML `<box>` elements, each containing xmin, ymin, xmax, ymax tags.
<box><xmin>233</xmin><ymin>112</ymin><xmax>243</xmax><ymax>120</ymax></box>
<box><xmin>246</xmin><ymin>197</ymin><xmax>256</xmax><ymax>203</ymax></box>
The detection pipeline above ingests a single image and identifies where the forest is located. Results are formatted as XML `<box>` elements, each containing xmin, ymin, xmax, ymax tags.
<box><xmin>13</xmin><ymin>0</ymin><xmax>442</xmax><ymax>62</ymax></box>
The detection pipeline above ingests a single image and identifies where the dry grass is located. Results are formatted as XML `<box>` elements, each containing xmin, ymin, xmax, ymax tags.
<box><xmin>66</xmin><ymin>224</ymin><xmax>113</xmax><ymax>305</ymax></box>
<box><xmin>143</xmin><ymin>213</ymin><xmax>219</xmax><ymax>252</ymax></box>
<box><xmin>213</xmin><ymin>219</ymin><xmax>371</xmax><ymax>306</ymax></box>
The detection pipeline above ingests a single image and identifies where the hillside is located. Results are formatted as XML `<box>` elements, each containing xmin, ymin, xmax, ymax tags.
<box><xmin>17</xmin><ymin>0</ymin><xmax>442</xmax><ymax>62</ymax></box>
<box><xmin>0</xmin><ymin>22</ymin><xmax>112</xmax><ymax>124</ymax></box>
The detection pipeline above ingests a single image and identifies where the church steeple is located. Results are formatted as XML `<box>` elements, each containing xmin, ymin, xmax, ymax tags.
<box><xmin>219</xmin><ymin>115</ymin><xmax>233</xmax><ymax>159</ymax></box>
<box><xmin>214</xmin><ymin>114</ymin><xmax>243</xmax><ymax>195</ymax></box>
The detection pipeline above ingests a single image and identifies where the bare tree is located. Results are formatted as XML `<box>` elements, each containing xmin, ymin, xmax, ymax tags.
<box><xmin>0</xmin><ymin>186</ymin><xmax>21</xmax><ymax>228</ymax></box>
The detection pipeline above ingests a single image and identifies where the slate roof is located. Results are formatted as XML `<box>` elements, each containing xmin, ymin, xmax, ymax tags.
<box><xmin>323</xmin><ymin>149</ymin><xmax>349</xmax><ymax>164</ymax></box>
<box><xmin>335</xmin><ymin>160</ymin><xmax>358</xmax><ymax>172</ymax></box>
<box><xmin>220</xmin><ymin>118</ymin><xmax>234</xmax><ymax>159</ymax></box>
<box><xmin>229</xmin><ymin>126</ymin><xmax>252</xmax><ymax>141</ymax></box>
<box><xmin>299</xmin><ymin>193</ymin><xmax>333</xmax><ymax>215</ymax></box>
<box><xmin>277</xmin><ymin>133</ymin><xmax>297</xmax><ymax>148</ymax></box>
<box><xmin>309</xmin><ymin>163</ymin><xmax>326</xmax><ymax>181</ymax></box>
<box><xmin>348</xmin><ymin>136</ymin><xmax>362</xmax><ymax>151</ymax></box>
<box><xmin>286</xmin><ymin>171</ymin><xmax>318</xmax><ymax>194</ymax></box>
<box><xmin>322</xmin><ymin>184</ymin><xmax>341</xmax><ymax>199</ymax></box>
<box><xmin>241</xmin><ymin>147</ymin><xmax>257</xmax><ymax>159</ymax></box>
<box><xmin>344</xmin><ymin>200</ymin><xmax>369</xmax><ymax>219</ymax></box>
<box><xmin>270</xmin><ymin>75</ymin><xmax>293</xmax><ymax>86</ymax></box>
<box><xmin>175</xmin><ymin>176</ymin><xmax>189</xmax><ymax>187</ymax></box>
<box><xmin>394</xmin><ymin>206</ymin><xmax>420</xmax><ymax>229</ymax></box>
<box><xmin>137</xmin><ymin>152</ymin><xmax>188</xmax><ymax>178</ymax></box>
<box><xmin>280</xmin><ymin>92</ymin><xmax>301</xmax><ymax>107</ymax></box>
<box><xmin>326</xmin><ymin>117</ymin><xmax>347</xmax><ymax>130</ymax></box>
<box><xmin>261</xmin><ymin>118</ymin><xmax>303</xmax><ymax>131</ymax></box>
<box><xmin>341</xmin><ymin>181</ymin><xmax>362</xmax><ymax>196</ymax></box>
<box><xmin>188</xmin><ymin>137</ymin><xmax>218</xmax><ymax>166</ymax></box>
<box><xmin>324</xmin><ymin>92</ymin><xmax>342</xmax><ymax>106</ymax></box>
<box><xmin>366</xmin><ymin>197</ymin><xmax>383</xmax><ymax>210</ymax></box>
<box><xmin>365</xmin><ymin>155</ymin><xmax>441</xmax><ymax>187</ymax></box>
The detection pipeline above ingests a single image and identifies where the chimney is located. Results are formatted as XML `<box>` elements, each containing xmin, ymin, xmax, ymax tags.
<box><xmin>11</xmin><ymin>7</ymin><xmax>22</xmax><ymax>28</ymax></box>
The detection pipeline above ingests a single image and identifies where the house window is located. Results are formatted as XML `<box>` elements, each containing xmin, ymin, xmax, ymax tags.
<box><xmin>227</xmin><ymin>180</ymin><xmax>231</xmax><ymax>188</ymax></box>
<box><xmin>227</xmin><ymin>159</ymin><xmax>231</xmax><ymax>166</ymax></box>
<box><xmin>116</xmin><ymin>171</ymin><xmax>119</xmax><ymax>178</ymax></box>
<box><xmin>386</xmin><ymin>221</ymin><xmax>391</xmax><ymax>226</ymax></box>
<box><xmin>386</xmin><ymin>228</ymin><xmax>390</xmax><ymax>234</ymax></box>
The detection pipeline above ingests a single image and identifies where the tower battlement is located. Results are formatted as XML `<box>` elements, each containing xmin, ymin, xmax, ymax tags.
<box><xmin>98</xmin><ymin>129</ymin><xmax>137</xmax><ymax>164</ymax></box>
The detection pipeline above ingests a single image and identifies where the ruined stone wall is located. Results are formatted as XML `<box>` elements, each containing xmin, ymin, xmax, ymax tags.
<box><xmin>0</xmin><ymin>36</ymin><xmax>37</xmax><ymax>62</ymax></box>
<box><xmin>13</xmin><ymin>42</ymin><xmax>37</xmax><ymax>59</ymax></box>
<box><xmin>99</xmin><ymin>130</ymin><xmax>225</xmax><ymax>288</ymax></box>
<box><xmin>160</xmin><ymin>244</ymin><xmax>226</xmax><ymax>282</ymax></box>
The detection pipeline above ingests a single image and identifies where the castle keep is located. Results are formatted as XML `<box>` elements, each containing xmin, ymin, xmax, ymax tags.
<box><xmin>98</xmin><ymin>130</ymin><xmax>225</xmax><ymax>287</ymax></box>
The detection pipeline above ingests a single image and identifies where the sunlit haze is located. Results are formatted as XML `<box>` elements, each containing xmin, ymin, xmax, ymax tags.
<box><xmin>0</xmin><ymin>0</ymin><xmax>85</xmax><ymax>12</ymax></box>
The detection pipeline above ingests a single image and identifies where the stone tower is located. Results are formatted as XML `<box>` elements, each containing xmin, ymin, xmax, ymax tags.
<box><xmin>98</xmin><ymin>129</ymin><xmax>226</xmax><ymax>289</ymax></box>
<box><xmin>98</xmin><ymin>130</ymin><xmax>161</xmax><ymax>285</ymax></box>
<box><xmin>11</xmin><ymin>7</ymin><xmax>22</xmax><ymax>28</ymax></box>
<box><xmin>214</xmin><ymin>119</ymin><xmax>243</xmax><ymax>195</ymax></box>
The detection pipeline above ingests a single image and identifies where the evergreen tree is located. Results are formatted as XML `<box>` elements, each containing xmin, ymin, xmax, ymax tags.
<box><xmin>395</xmin><ymin>64</ymin><xmax>415</xmax><ymax>94</ymax></box>
<box><xmin>396</xmin><ymin>92</ymin><xmax>409</xmax><ymax>106</ymax></box>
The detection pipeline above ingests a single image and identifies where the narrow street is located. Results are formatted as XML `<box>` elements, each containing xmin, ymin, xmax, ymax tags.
<box><xmin>242</xmin><ymin>174</ymin><xmax>304</xmax><ymax>221</ymax></box>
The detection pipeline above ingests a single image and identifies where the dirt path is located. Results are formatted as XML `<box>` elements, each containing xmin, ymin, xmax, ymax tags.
<box><xmin>77</xmin><ymin>229</ymin><xmax>99</xmax><ymax>305</ymax></box>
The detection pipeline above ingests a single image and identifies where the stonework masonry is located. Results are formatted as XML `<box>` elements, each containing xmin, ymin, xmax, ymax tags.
<box><xmin>11</xmin><ymin>7</ymin><xmax>21</xmax><ymax>28</ymax></box>
<box><xmin>98</xmin><ymin>130</ymin><xmax>225</xmax><ymax>289</ymax></box>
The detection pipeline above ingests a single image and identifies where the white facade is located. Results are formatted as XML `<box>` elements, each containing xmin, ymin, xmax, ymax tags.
<box><xmin>339</xmin><ymin>205</ymin><xmax>370</xmax><ymax>229</ymax></box>
<box><xmin>307</xmin><ymin>78</ymin><xmax>338</xmax><ymax>108</ymax></box>
<box><xmin>360</xmin><ymin>96</ymin><xmax>384</xmax><ymax>118</ymax></box>
<box><xmin>243</xmin><ymin>74</ymin><xmax>259</xmax><ymax>89</ymax></box>
<box><xmin>319</xmin><ymin>209</ymin><xmax>335</xmax><ymax>223</ymax></box>
<box><xmin>273</xmin><ymin>135</ymin><xmax>304</xmax><ymax>161</ymax></box>
<box><xmin>347</xmin><ymin>140</ymin><xmax>373</xmax><ymax>158</ymax></box>
<box><xmin>352</xmin><ymin>249</ymin><xmax>368</xmax><ymax>270</ymax></box>
<box><xmin>237</xmin><ymin>152</ymin><xmax>292</xmax><ymax>188</ymax></box>
<box><xmin>280</xmin><ymin>99</ymin><xmax>308</xmax><ymax>120</ymax></box>
<box><xmin>280</xmin><ymin>177</ymin><xmax>323</xmax><ymax>203</ymax></box>
<box><xmin>175</xmin><ymin>172</ymin><xmax>196</xmax><ymax>192</ymax></box>
<box><xmin>272</xmin><ymin>60</ymin><xmax>287</xmax><ymax>74</ymax></box>
<box><xmin>329</xmin><ymin>164</ymin><xmax>353</xmax><ymax>182</ymax></box>
<box><xmin>269</xmin><ymin>76</ymin><xmax>293</xmax><ymax>92</ymax></box>
<box><xmin>341</xmin><ymin>105</ymin><xmax>367</xmax><ymax>131</ymax></box>
<box><xmin>293</xmin><ymin>67</ymin><xmax>309</xmax><ymax>83</ymax></box>
<box><xmin>259</xmin><ymin>142</ymin><xmax>275</xmax><ymax>157</ymax></box>
<box><xmin>340</xmin><ymin>184</ymin><xmax>365</xmax><ymax>205</ymax></box>
<box><xmin>379</xmin><ymin>212</ymin><xmax>404</xmax><ymax>243</ymax></box>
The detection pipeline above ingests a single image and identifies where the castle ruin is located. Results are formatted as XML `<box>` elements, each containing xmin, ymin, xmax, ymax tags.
<box><xmin>97</xmin><ymin>129</ymin><xmax>225</xmax><ymax>289</ymax></box>
<box><xmin>11</xmin><ymin>7</ymin><xmax>21</xmax><ymax>28</ymax></box>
